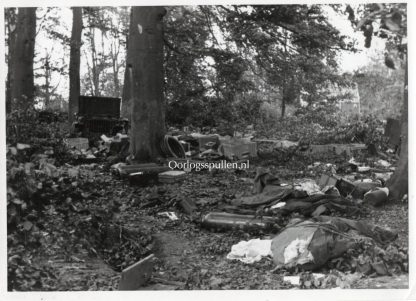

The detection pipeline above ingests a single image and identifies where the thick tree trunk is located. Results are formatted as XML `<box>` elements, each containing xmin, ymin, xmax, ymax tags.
<box><xmin>127</xmin><ymin>6</ymin><xmax>166</xmax><ymax>161</ymax></box>
<box><xmin>10</xmin><ymin>7</ymin><xmax>36</xmax><ymax>112</ymax></box>
<box><xmin>68</xmin><ymin>7</ymin><xmax>83</xmax><ymax>124</ymax></box>
<box><xmin>121</xmin><ymin>9</ymin><xmax>133</xmax><ymax>120</ymax></box>
<box><xmin>387</xmin><ymin>56</ymin><xmax>408</xmax><ymax>200</ymax></box>
<box><xmin>5</xmin><ymin>8</ymin><xmax>17</xmax><ymax>114</ymax></box>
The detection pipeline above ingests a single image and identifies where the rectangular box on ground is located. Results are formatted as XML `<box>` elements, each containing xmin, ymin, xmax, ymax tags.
<box><xmin>119</xmin><ymin>254</ymin><xmax>155</xmax><ymax>290</ymax></box>
<box><xmin>65</xmin><ymin>138</ymin><xmax>89</xmax><ymax>151</ymax></box>
<box><xmin>158</xmin><ymin>170</ymin><xmax>187</xmax><ymax>184</ymax></box>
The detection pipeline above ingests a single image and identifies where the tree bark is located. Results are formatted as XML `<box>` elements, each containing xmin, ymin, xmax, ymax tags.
<box><xmin>10</xmin><ymin>7</ymin><xmax>36</xmax><ymax>112</ymax></box>
<box><xmin>387</xmin><ymin>55</ymin><xmax>408</xmax><ymax>200</ymax></box>
<box><xmin>5</xmin><ymin>8</ymin><xmax>17</xmax><ymax>114</ymax></box>
<box><xmin>68</xmin><ymin>7</ymin><xmax>83</xmax><ymax>123</ymax></box>
<box><xmin>127</xmin><ymin>6</ymin><xmax>167</xmax><ymax>161</ymax></box>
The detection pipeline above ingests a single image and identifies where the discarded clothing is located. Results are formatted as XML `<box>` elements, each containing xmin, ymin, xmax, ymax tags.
<box><xmin>294</xmin><ymin>179</ymin><xmax>322</xmax><ymax>195</ymax></box>
<box><xmin>253</xmin><ymin>167</ymin><xmax>281</xmax><ymax>193</ymax></box>
<box><xmin>279</xmin><ymin>194</ymin><xmax>359</xmax><ymax>217</ymax></box>
<box><xmin>234</xmin><ymin>185</ymin><xmax>293</xmax><ymax>207</ymax></box>
<box><xmin>271</xmin><ymin>215</ymin><xmax>397</xmax><ymax>270</ymax></box>
<box><xmin>226</xmin><ymin>239</ymin><xmax>272</xmax><ymax>264</ymax></box>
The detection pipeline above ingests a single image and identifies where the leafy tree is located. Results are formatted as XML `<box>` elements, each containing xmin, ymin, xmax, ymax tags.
<box><xmin>353</xmin><ymin>52</ymin><xmax>404</xmax><ymax>120</ymax></box>
<box><xmin>215</xmin><ymin>5</ymin><xmax>355</xmax><ymax>118</ymax></box>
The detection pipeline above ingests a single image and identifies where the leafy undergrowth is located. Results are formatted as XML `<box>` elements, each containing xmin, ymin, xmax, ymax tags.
<box><xmin>6</xmin><ymin>117</ymin><xmax>408</xmax><ymax>291</ymax></box>
<box><xmin>256</xmin><ymin>109</ymin><xmax>386</xmax><ymax>147</ymax></box>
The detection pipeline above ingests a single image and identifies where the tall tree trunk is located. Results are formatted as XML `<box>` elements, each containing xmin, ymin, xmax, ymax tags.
<box><xmin>5</xmin><ymin>8</ymin><xmax>17</xmax><ymax>114</ymax></box>
<box><xmin>10</xmin><ymin>7</ymin><xmax>36</xmax><ymax>112</ymax></box>
<box><xmin>387</xmin><ymin>55</ymin><xmax>408</xmax><ymax>200</ymax></box>
<box><xmin>68</xmin><ymin>7</ymin><xmax>83</xmax><ymax>123</ymax></box>
<box><xmin>127</xmin><ymin>6</ymin><xmax>166</xmax><ymax>161</ymax></box>
<box><xmin>121</xmin><ymin>9</ymin><xmax>133</xmax><ymax>120</ymax></box>
<box><xmin>44</xmin><ymin>54</ymin><xmax>51</xmax><ymax>108</ymax></box>
<box><xmin>90</xmin><ymin>27</ymin><xmax>100</xmax><ymax>96</ymax></box>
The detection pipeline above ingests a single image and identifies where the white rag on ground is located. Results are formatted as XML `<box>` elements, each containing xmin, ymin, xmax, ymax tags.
<box><xmin>226</xmin><ymin>239</ymin><xmax>272</xmax><ymax>264</ymax></box>
<box><xmin>294</xmin><ymin>179</ymin><xmax>322</xmax><ymax>195</ymax></box>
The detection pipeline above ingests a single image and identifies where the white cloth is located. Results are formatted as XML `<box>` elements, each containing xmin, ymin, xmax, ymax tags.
<box><xmin>226</xmin><ymin>239</ymin><xmax>272</xmax><ymax>264</ymax></box>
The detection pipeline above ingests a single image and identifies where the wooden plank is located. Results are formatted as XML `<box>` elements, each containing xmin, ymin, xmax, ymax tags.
<box><xmin>118</xmin><ymin>254</ymin><xmax>155</xmax><ymax>290</ymax></box>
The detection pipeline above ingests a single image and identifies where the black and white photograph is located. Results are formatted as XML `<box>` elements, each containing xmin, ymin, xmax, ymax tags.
<box><xmin>1</xmin><ymin>0</ymin><xmax>413</xmax><ymax>299</ymax></box>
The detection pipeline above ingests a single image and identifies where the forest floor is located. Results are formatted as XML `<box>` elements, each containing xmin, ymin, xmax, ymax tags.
<box><xmin>7</xmin><ymin>145</ymin><xmax>409</xmax><ymax>291</ymax></box>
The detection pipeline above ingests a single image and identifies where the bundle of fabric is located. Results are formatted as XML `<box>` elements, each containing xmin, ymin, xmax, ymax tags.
<box><xmin>233</xmin><ymin>168</ymin><xmax>360</xmax><ymax>217</ymax></box>
<box><xmin>271</xmin><ymin>215</ymin><xmax>398</xmax><ymax>270</ymax></box>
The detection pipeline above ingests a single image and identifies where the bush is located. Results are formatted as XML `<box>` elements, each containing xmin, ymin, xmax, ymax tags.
<box><xmin>256</xmin><ymin>104</ymin><xmax>387</xmax><ymax>147</ymax></box>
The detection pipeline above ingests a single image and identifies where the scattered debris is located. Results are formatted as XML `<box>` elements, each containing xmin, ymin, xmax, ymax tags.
<box><xmin>158</xmin><ymin>212</ymin><xmax>179</xmax><ymax>221</ymax></box>
<box><xmin>6</xmin><ymin>111</ymin><xmax>408</xmax><ymax>291</ymax></box>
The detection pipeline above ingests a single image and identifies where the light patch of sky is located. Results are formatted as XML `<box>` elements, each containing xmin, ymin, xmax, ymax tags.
<box><xmin>33</xmin><ymin>7</ymin><xmax>126</xmax><ymax>101</ymax></box>
<box><xmin>34</xmin><ymin>7</ymin><xmax>72</xmax><ymax>100</ymax></box>
<box><xmin>322</xmin><ymin>5</ymin><xmax>386</xmax><ymax>73</ymax></box>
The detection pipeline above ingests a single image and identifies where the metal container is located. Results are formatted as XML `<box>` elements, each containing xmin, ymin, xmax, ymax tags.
<box><xmin>219</xmin><ymin>141</ymin><xmax>257</xmax><ymax>160</ymax></box>
<box><xmin>202</xmin><ymin>212</ymin><xmax>278</xmax><ymax>231</ymax></box>
<box><xmin>158</xmin><ymin>170</ymin><xmax>187</xmax><ymax>184</ymax></box>
<box><xmin>78</xmin><ymin>96</ymin><xmax>120</xmax><ymax>117</ymax></box>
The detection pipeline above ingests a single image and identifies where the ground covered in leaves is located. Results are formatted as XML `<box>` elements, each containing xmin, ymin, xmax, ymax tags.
<box><xmin>6</xmin><ymin>116</ymin><xmax>408</xmax><ymax>291</ymax></box>
<box><xmin>7</xmin><ymin>155</ymin><xmax>408</xmax><ymax>290</ymax></box>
